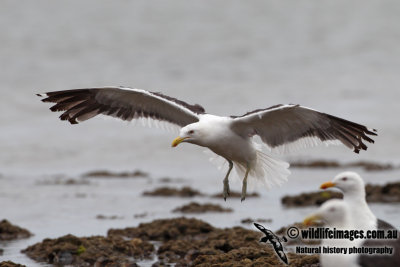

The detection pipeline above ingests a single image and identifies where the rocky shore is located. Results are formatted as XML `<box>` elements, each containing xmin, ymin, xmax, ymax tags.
<box><xmin>143</xmin><ymin>186</ymin><xmax>204</xmax><ymax>197</ymax></box>
<box><xmin>0</xmin><ymin>261</ymin><xmax>26</xmax><ymax>267</ymax></box>
<box><xmin>20</xmin><ymin>217</ymin><xmax>319</xmax><ymax>267</ymax></box>
<box><xmin>2</xmin><ymin>167</ymin><xmax>398</xmax><ymax>266</ymax></box>
<box><xmin>0</xmin><ymin>220</ymin><xmax>32</xmax><ymax>241</ymax></box>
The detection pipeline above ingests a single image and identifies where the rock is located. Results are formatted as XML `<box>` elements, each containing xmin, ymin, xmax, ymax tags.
<box><xmin>23</xmin><ymin>217</ymin><xmax>320</xmax><ymax>266</ymax></box>
<box><xmin>281</xmin><ymin>191</ymin><xmax>343</xmax><ymax>207</ymax></box>
<box><xmin>366</xmin><ymin>182</ymin><xmax>400</xmax><ymax>202</ymax></box>
<box><xmin>290</xmin><ymin>160</ymin><xmax>340</xmax><ymax>168</ymax></box>
<box><xmin>286</xmin><ymin>254</ymin><xmax>320</xmax><ymax>267</ymax></box>
<box><xmin>82</xmin><ymin>170</ymin><xmax>148</xmax><ymax>178</ymax></box>
<box><xmin>346</xmin><ymin>161</ymin><xmax>393</xmax><ymax>171</ymax></box>
<box><xmin>109</xmin><ymin>217</ymin><xmax>320</xmax><ymax>266</ymax></box>
<box><xmin>193</xmin><ymin>247</ymin><xmax>319</xmax><ymax>266</ymax></box>
<box><xmin>172</xmin><ymin>202</ymin><xmax>233</xmax><ymax>213</ymax></box>
<box><xmin>133</xmin><ymin>212</ymin><xmax>147</xmax><ymax>218</ymax></box>
<box><xmin>0</xmin><ymin>220</ymin><xmax>32</xmax><ymax>241</ymax></box>
<box><xmin>158</xmin><ymin>177</ymin><xmax>185</xmax><ymax>183</ymax></box>
<box><xmin>241</xmin><ymin>218</ymin><xmax>273</xmax><ymax>224</ymax></box>
<box><xmin>96</xmin><ymin>215</ymin><xmax>123</xmax><ymax>220</ymax></box>
<box><xmin>282</xmin><ymin>181</ymin><xmax>400</xmax><ymax>207</ymax></box>
<box><xmin>37</xmin><ymin>178</ymin><xmax>90</xmax><ymax>186</ymax></box>
<box><xmin>275</xmin><ymin>222</ymin><xmax>323</xmax><ymax>246</ymax></box>
<box><xmin>143</xmin><ymin>186</ymin><xmax>203</xmax><ymax>197</ymax></box>
<box><xmin>22</xmin><ymin>234</ymin><xmax>153</xmax><ymax>266</ymax></box>
<box><xmin>290</xmin><ymin>160</ymin><xmax>395</xmax><ymax>171</ymax></box>
<box><xmin>108</xmin><ymin>217</ymin><xmax>215</xmax><ymax>241</ymax></box>
<box><xmin>0</xmin><ymin>261</ymin><xmax>27</xmax><ymax>267</ymax></box>
<box><xmin>211</xmin><ymin>191</ymin><xmax>260</xmax><ymax>198</ymax></box>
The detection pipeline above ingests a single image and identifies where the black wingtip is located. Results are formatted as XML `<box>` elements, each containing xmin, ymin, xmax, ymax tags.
<box><xmin>366</xmin><ymin>128</ymin><xmax>378</xmax><ymax>136</ymax></box>
<box><xmin>68</xmin><ymin>118</ymin><xmax>78</xmax><ymax>124</ymax></box>
<box><xmin>37</xmin><ymin>93</ymin><xmax>48</xmax><ymax>102</ymax></box>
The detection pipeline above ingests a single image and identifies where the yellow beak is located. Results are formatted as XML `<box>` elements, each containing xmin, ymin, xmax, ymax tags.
<box><xmin>320</xmin><ymin>181</ymin><xmax>336</xmax><ymax>190</ymax></box>
<box><xmin>303</xmin><ymin>214</ymin><xmax>322</xmax><ymax>226</ymax></box>
<box><xmin>171</xmin><ymin>136</ymin><xmax>188</xmax><ymax>147</ymax></box>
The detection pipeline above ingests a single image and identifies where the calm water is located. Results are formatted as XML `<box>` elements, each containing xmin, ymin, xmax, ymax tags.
<box><xmin>1</xmin><ymin>1</ymin><xmax>399</xmax><ymax>265</ymax></box>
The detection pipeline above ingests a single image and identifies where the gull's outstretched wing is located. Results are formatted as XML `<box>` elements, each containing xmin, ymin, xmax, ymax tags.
<box><xmin>38</xmin><ymin>87</ymin><xmax>205</xmax><ymax>127</ymax></box>
<box><xmin>230</xmin><ymin>104</ymin><xmax>377</xmax><ymax>154</ymax></box>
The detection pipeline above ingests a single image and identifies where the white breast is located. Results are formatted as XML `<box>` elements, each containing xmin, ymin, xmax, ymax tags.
<box><xmin>197</xmin><ymin>114</ymin><xmax>257</xmax><ymax>163</ymax></box>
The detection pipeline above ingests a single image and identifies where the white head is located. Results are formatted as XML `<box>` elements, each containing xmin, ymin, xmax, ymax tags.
<box><xmin>304</xmin><ymin>199</ymin><xmax>352</xmax><ymax>228</ymax></box>
<box><xmin>171</xmin><ymin>123</ymin><xmax>205</xmax><ymax>147</ymax></box>
<box><xmin>320</xmin><ymin>171</ymin><xmax>365</xmax><ymax>197</ymax></box>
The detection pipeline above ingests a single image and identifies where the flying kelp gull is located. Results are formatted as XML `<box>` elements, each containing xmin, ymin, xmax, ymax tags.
<box><xmin>320</xmin><ymin>171</ymin><xmax>397</xmax><ymax>231</ymax></box>
<box><xmin>304</xmin><ymin>199</ymin><xmax>400</xmax><ymax>267</ymax></box>
<box><xmin>38</xmin><ymin>87</ymin><xmax>377</xmax><ymax>201</ymax></box>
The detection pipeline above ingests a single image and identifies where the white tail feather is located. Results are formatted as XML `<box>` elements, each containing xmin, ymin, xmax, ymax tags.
<box><xmin>234</xmin><ymin>150</ymin><xmax>291</xmax><ymax>190</ymax></box>
<box><xmin>206</xmin><ymin>149</ymin><xmax>291</xmax><ymax>191</ymax></box>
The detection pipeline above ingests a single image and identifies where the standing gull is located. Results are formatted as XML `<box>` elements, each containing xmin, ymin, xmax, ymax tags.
<box><xmin>304</xmin><ymin>199</ymin><xmax>361</xmax><ymax>267</ymax></box>
<box><xmin>304</xmin><ymin>199</ymin><xmax>400</xmax><ymax>267</ymax></box>
<box><xmin>320</xmin><ymin>171</ymin><xmax>400</xmax><ymax>266</ymax></box>
<box><xmin>320</xmin><ymin>171</ymin><xmax>397</xmax><ymax>231</ymax></box>
<box><xmin>38</xmin><ymin>87</ymin><xmax>377</xmax><ymax>200</ymax></box>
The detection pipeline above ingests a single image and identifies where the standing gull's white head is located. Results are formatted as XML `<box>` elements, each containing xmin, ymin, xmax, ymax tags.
<box><xmin>320</xmin><ymin>171</ymin><xmax>396</xmax><ymax>231</ymax></box>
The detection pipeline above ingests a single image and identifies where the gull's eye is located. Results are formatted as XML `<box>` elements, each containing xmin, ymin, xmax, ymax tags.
<box><xmin>188</xmin><ymin>130</ymin><xmax>194</xmax><ymax>135</ymax></box>
<box><xmin>342</xmin><ymin>177</ymin><xmax>347</xmax><ymax>181</ymax></box>
<box><xmin>329</xmin><ymin>207</ymin><xmax>335</xmax><ymax>212</ymax></box>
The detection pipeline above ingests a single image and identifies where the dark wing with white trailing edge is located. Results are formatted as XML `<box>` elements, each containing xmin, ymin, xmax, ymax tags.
<box><xmin>230</xmin><ymin>104</ymin><xmax>377</xmax><ymax>154</ymax></box>
<box><xmin>38</xmin><ymin>87</ymin><xmax>205</xmax><ymax>127</ymax></box>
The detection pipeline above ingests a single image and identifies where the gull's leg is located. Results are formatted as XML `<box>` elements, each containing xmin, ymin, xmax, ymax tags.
<box><xmin>241</xmin><ymin>163</ymin><xmax>251</xmax><ymax>202</ymax></box>
<box><xmin>223</xmin><ymin>159</ymin><xmax>233</xmax><ymax>201</ymax></box>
